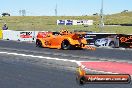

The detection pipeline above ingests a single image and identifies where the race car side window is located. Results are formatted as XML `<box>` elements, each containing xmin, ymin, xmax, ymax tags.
<box><xmin>52</xmin><ymin>32</ymin><xmax>60</xmax><ymax>36</ymax></box>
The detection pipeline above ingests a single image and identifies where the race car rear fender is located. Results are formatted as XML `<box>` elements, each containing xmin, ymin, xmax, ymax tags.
<box><xmin>66</xmin><ymin>38</ymin><xmax>87</xmax><ymax>45</ymax></box>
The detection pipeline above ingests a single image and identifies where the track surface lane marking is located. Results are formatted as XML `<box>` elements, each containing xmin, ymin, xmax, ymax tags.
<box><xmin>0</xmin><ymin>51</ymin><xmax>132</xmax><ymax>76</ymax></box>
<box><xmin>0</xmin><ymin>46</ymin><xmax>132</xmax><ymax>64</ymax></box>
<box><xmin>0</xmin><ymin>51</ymin><xmax>78</xmax><ymax>63</ymax></box>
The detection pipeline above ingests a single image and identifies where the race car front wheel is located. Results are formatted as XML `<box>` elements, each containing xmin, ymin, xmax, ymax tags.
<box><xmin>36</xmin><ymin>40</ymin><xmax>43</xmax><ymax>48</ymax></box>
<box><xmin>61</xmin><ymin>40</ymin><xmax>71</xmax><ymax>50</ymax></box>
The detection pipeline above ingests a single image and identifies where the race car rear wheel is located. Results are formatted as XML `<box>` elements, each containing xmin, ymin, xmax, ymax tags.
<box><xmin>36</xmin><ymin>40</ymin><xmax>43</xmax><ymax>48</ymax></box>
<box><xmin>61</xmin><ymin>40</ymin><xmax>71</xmax><ymax>50</ymax></box>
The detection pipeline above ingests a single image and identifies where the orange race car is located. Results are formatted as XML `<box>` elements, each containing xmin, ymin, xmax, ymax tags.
<box><xmin>36</xmin><ymin>30</ymin><xmax>96</xmax><ymax>50</ymax></box>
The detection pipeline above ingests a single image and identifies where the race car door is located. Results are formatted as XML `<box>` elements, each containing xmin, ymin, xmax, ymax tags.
<box><xmin>50</xmin><ymin>35</ymin><xmax>62</xmax><ymax>47</ymax></box>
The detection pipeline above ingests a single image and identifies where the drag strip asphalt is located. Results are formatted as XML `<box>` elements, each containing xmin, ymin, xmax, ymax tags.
<box><xmin>0</xmin><ymin>40</ymin><xmax>132</xmax><ymax>62</ymax></box>
<box><xmin>0</xmin><ymin>51</ymin><xmax>132</xmax><ymax>88</ymax></box>
<box><xmin>0</xmin><ymin>40</ymin><xmax>132</xmax><ymax>88</ymax></box>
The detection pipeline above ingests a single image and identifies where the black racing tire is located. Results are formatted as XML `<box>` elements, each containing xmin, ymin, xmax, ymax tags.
<box><xmin>61</xmin><ymin>40</ymin><xmax>71</xmax><ymax>50</ymax></box>
<box><xmin>36</xmin><ymin>40</ymin><xmax>43</xmax><ymax>48</ymax></box>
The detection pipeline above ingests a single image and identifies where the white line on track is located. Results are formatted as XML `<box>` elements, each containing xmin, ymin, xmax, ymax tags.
<box><xmin>0</xmin><ymin>51</ymin><xmax>78</xmax><ymax>63</ymax></box>
<box><xmin>0</xmin><ymin>47</ymin><xmax>132</xmax><ymax>64</ymax></box>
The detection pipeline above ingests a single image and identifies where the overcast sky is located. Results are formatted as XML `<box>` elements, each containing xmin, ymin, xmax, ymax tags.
<box><xmin>0</xmin><ymin>0</ymin><xmax>132</xmax><ymax>16</ymax></box>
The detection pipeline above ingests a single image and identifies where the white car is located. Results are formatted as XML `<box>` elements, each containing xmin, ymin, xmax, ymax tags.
<box><xmin>94</xmin><ymin>38</ymin><xmax>116</xmax><ymax>47</ymax></box>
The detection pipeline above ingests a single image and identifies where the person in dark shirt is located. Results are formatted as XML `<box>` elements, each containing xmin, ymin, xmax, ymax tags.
<box><xmin>2</xmin><ymin>23</ymin><xmax>8</xmax><ymax>30</ymax></box>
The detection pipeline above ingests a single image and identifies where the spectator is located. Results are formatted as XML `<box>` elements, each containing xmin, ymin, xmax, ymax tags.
<box><xmin>2</xmin><ymin>23</ymin><xmax>8</xmax><ymax>30</ymax></box>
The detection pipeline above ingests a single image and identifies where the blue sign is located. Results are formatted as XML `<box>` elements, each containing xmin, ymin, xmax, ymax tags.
<box><xmin>66</xmin><ymin>20</ymin><xmax>73</xmax><ymax>25</ymax></box>
<box><xmin>57</xmin><ymin>20</ymin><xmax>65</xmax><ymax>25</ymax></box>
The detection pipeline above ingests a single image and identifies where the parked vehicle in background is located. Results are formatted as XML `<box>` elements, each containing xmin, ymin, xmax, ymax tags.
<box><xmin>94</xmin><ymin>35</ymin><xmax>119</xmax><ymax>48</ymax></box>
<box><xmin>2</xmin><ymin>13</ymin><xmax>10</xmax><ymax>17</ymax></box>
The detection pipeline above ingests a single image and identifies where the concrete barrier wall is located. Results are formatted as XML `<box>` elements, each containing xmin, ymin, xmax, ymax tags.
<box><xmin>3</xmin><ymin>30</ymin><xmax>19</xmax><ymax>41</ymax></box>
<box><xmin>18</xmin><ymin>31</ymin><xmax>44</xmax><ymax>42</ymax></box>
<box><xmin>2</xmin><ymin>30</ymin><xmax>45</xmax><ymax>42</ymax></box>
